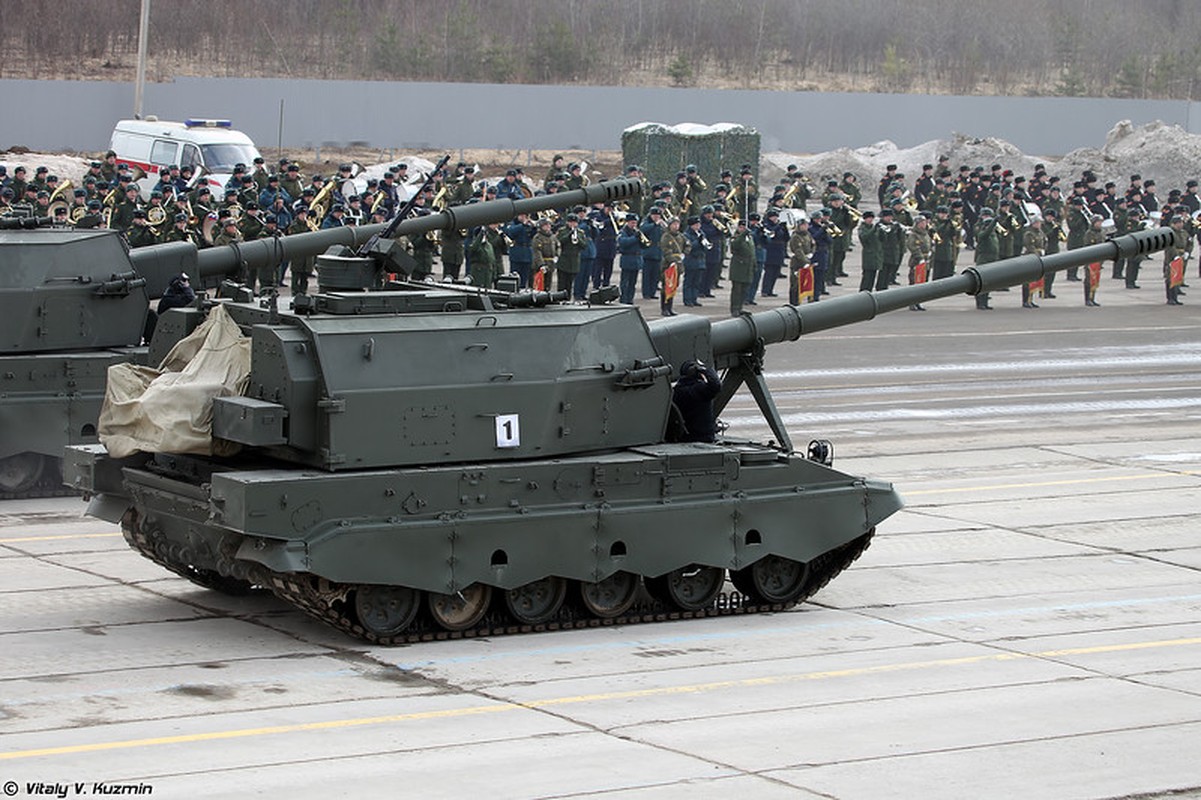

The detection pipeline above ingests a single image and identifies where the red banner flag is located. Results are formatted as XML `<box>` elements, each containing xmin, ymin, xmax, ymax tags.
<box><xmin>912</xmin><ymin>261</ymin><xmax>928</xmax><ymax>285</ymax></box>
<box><xmin>1170</xmin><ymin>257</ymin><xmax>1185</xmax><ymax>288</ymax></box>
<box><xmin>1029</xmin><ymin>277</ymin><xmax>1045</xmax><ymax>297</ymax></box>
<box><xmin>663</xmin><ymin>262</ymin><xmax>680</xmax><ymax>300</ymax></box>
<box><xmin>532</xmin><ymin>268</ymin><xmax>545</xmax><ymax>291</ymax></box>
<box><xmin>796</xmin><ymin>264</ymin><xmax>814</xmax><ymax>303</ymax></box>
<box><xmin>1086</xmin><ymin>261</ymin><xmax>1102</xmax><ymax>302</ymax></box>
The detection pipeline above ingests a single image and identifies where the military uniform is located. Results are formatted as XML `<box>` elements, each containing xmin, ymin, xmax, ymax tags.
<box><xmin>658</xmin><ymin>224</ymin><xmax>686</xmax><ymax>316</ymax></box>
<box><xmin>857</xmin><ymin>217</ymin><xmax>883</xmax><ymax>292</ymax></box>
<box><xmin>727</xmin><ymin>225</ymin><xmax>755</xmax><ymax>316</ymax></box>
<box><xmin>930</xmin><ymin>211</ymin><xmax>957</xmax><ymax>280</ymax></box>
<box><xmin>827</xmin><ymin>199</ymin><xmax>853</xmax><ymax>281</ymax></box>
<box><xmin>1164</xmin><ymin>220</ymin><xmax>1189</xmax><ymax>305</ymax></box>
<box><xmin>531</xmin><ymin>225</ymin><xmax>561</xmax><ymax>287</ymax></box>
<box><xmin>410</xmin><ymin>228</ymin><xmax>439</xmax><ymax>281</ymax></box>
<box><xmin>639</xmin><ymin>214</ymin><xmax>664</xmax><ymax>299</ymax></box>
<box><xmin>972</xmin><ymin>214</ymin><xmax>999</xmax><ymax>309</ymax></box>
<box><xmin>1021</xmin><ymin>225</ymin><xmax>1047</xmax><ymax>308</ymax></box>
<box><xmin>287</xmin><ymin>215</ymin><xmax>316</xmax><ymax>295</ymax></box>
<box><xmin>467</xmin><ymin>226</ymin><xmax>500</xmax><ymax>289</ymax></box>
<box><xmin>440</xmin><ymin>226</ymin><xmax>466</xmax><ymax>279</ymax></box>
<box><xmin>126</xmin><ymin>220</ymin><xmax>157</xmax><ymax>248</ymax></box>
<box><xmin>239</xmin><ymin>211</ymin><xmax>265</xmax><ymax>242</ymax></box>
<box><xmin>905</xmin><ymin>223</ymin><xmax>932</xmax><ymax>310</ymax></box>
<box><xmin>1065</xmin><ymin>203</ymin><xmax>1090</xmax><ymax>281</ymax></box>
<box><xmin>556</xmin><ymin>223</ymin><xmax>586</xmax><ymax>295</ymax></box>
<box><xmin>871</xmin><ymin>214</ymin><xmax>900</xmax><ymax>290</ymax></box>
<box><xmin>1081</xmin><ymin>222</ymin><xmax>1106</xmax><ymax>306</ymax></box>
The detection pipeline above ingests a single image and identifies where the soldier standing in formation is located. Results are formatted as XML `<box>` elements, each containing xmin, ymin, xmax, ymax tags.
<box><xmin>658</xmin><ymin>216</ymin><xmax>686</xmax><ymax>317</ymax></box>
<box><xmin>727</xmin><ymin>218</ymin><xmax>755</xmax><ymax>316</ymax></box>
<box><xmin>556</xmin><ymin>214</ymin><xmax>585</xmax><ymax>295</ymax></box>
<box><xmin>972</xmin><ymin>207</ymin><xmax>999</xmax><ymax>310</ymax></box>
<box><xmin>857</xmin><ymin>211</ymin><xmax>882</xmax><ymax>292</ymax></box>
<box><xmin>905</xmin><ymin>215</ymin><xmax>932</xmax><ymax>311</ymax></box>
<box><xmin>1021</xmin><ymin>217</ymin><xmax>1047</xmax><ymax>308</ymax></box>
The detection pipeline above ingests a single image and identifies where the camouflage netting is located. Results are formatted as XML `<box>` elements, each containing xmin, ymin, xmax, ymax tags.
<box><xmin>623</xmin><ymin>123</ymin><xmax>760</xmax><ymax>192</ymax></box>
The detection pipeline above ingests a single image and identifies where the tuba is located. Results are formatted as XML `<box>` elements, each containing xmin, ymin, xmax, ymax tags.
<box><xmin>49</xmin><ymin>179</ymin><xmax>73</xmax><ymax>205</ymax></box>
<box><xmin>310</xmin><ymin>180</ymin><xmax>335</xmax><ymax>221</ymax></box>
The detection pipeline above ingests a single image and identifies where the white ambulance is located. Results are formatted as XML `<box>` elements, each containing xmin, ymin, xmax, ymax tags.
<box><xmin>109</xmin><ymin>117</ymin><xmax>263</xmax><ymax>199</ymax></box>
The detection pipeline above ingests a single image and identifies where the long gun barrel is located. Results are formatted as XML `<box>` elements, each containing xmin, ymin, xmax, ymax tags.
<box><xmin>648</xmin><ymin>227</ymin><xmax>1176</xmax><ymax>451</ymax></box>
<box><xmin>129</xmin><ymin>179</ymin><xmax>642</xmax><ymax>294</ymax></box>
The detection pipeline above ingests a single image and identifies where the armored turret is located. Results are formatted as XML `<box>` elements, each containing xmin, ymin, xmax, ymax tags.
<box><xmin>65</xmin><ymin>216</ymin><xmax>1174</xmax><ymax>642</ymax></box>
<box><xmin>0</xmin><ymin>179</ymin><xmax>640</xmax><ymax>497</ymax></box>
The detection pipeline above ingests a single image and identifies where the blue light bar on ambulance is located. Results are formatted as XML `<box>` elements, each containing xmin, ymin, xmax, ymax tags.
<box><xmin>183</xmin><ymin>119</ymin><xmax>233</xmax><ymax>128</ymax></box>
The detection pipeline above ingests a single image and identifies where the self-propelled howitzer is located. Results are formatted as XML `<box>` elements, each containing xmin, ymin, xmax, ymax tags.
<box><xmin>65</xmin><ymin>226</ymin><xmax>1174</xmax><ymax>643</ymax></box>
<box><xmin>2</xmin><ymin>180</ymin><xmax>639</xmax><ymax>497</ymax></box>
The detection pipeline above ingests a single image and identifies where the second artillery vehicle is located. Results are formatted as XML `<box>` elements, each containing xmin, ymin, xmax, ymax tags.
<box><xmin>65</xmin><ymin>182</ymin><xmax>1175</xmax><ymax>642</ymax></box>
<box><xmin>1</xmin><ymin>191</ymin><xmax>397</xmax><ymax>497</ymax></box>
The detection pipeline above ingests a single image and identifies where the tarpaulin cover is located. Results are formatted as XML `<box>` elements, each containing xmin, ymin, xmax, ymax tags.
<box><xmin>99</xmin><ymin>304</ymin><xmax>250</xmax><ymax>457</ymax></box>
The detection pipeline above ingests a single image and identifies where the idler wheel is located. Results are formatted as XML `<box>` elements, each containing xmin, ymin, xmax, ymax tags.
<box><xmin>731</xmin><ymin>555</ymin><xmax>811</xmax><ymax>604</ymax></box>
<box><xmin>646</xmin><ymin>565</ymin><xmax>725</xmax><ymax>612</ymax></box>
<box><xmin>427</xmin><ymin>584</ymin><xmax>493</xmax><ymax>632</ymax></box>
<box><xmin>0</xmin><ymin>452</ymin><xmax>45</xmax><ymax>494</ymax></box>
<box><xmin>354</xmin><ymin>585</ymin><xmax>422</xmax><ymax>637</ymax></box>
<box><xmin>576</xmin><ymin>572</ymin><xmax>639</xmax><ymax>619</ymax></box>
<box><xmin>503</xmin><ymin>576</ymin><xmax>567</xmax><ymax>625</ymax></box>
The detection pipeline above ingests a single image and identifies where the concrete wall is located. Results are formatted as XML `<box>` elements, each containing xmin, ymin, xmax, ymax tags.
<box><xmin>2</xmin><ymin>76</ymin><xmax>1196</xmax><ymax>157</ymax></box>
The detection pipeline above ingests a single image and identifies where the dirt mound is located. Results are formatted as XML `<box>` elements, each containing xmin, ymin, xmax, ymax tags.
<box><xmin>765</xmin><ymin>121</ymin><xmax>1200</xmax><ymax>206</ymax></box>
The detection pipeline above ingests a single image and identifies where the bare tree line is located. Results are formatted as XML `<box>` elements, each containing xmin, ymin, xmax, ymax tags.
<box><xmin>1</xmin><ymin>0</ymin><xmax>1198</xmax><ymax>99</ymax></box>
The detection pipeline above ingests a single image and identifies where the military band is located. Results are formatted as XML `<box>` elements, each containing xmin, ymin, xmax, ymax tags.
<box><xmin>3</xmin><ymin>151</ymin><xmax>1197</xmax><ymax>311</ymax></box>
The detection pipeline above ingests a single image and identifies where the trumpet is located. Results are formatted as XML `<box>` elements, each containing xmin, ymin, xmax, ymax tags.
<box><xmin>1058</xmin><ymin>224</ymin><xmax>1068</xmax><ymax>242</ymax></box>
<box><xmin>638</xmin><ymin>229</ymin><xmax>651</xmax><ymax>248</ymax></box>
<box><xmin>932</xmin><ymin>232</ymin><xmax>943</xmax><ymax>245</ymax></box>
<box><xmin>994</xmin><ymin>223</ymin><xmax>1009</xmax><ymax>236</ymax></box>
<box><xmin>700</xmin><ymin>233</ymin><xmax>713</xmax><ymax>250</ymax></box>
<box><xmin>822</xmin><ymin>221</ymin><xmax>845</xmax><ymax>237</ymax></box>
<box><xmin>570</xmin><ymin>228</ymin><xmax>581</xmax><ymax>246</ymax></box>
<box><xmin>846</xmin><ymin>205</ymin><xmax>863</xmax><ymax>222</ymax></box>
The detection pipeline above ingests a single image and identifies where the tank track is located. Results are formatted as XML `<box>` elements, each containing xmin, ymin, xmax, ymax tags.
<box><xmin>263</xmin><ymin>531</ymin><xmax>875</xmax><ymax>645</ymax></box>
<box><xmin>119</xmin><ymin>504</ymin><xmax>873</xmax><ymax>644</ymax></box>
<box><xmin>120</xmin><ymin>508</ymin><xmax>256</xmax><ymax>595</ymax></box>
<box><xmin>0</xmin><ymin>460</ymin><xmax>75</xmax><ymax>501</ymax></box>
